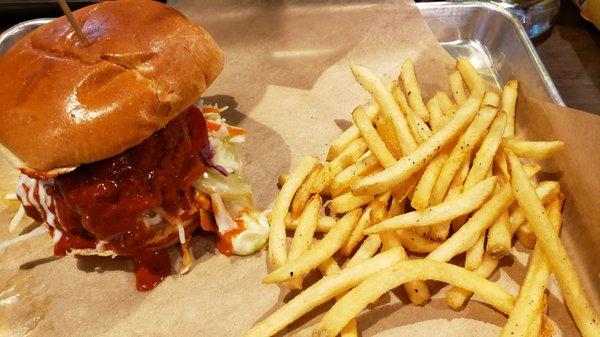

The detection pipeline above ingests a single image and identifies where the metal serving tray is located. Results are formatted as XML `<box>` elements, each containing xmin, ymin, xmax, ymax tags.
<box><xmin>0</xmin><ymin>1</ymin><xmax>564</xmax><ymax>107</ymax></box>
<box><xmin>418</xmin><ymin>1</ymin><xmax>564</xmax><ymax>105</ymax></box>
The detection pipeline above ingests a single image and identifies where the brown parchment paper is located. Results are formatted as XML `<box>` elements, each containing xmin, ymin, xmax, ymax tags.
<box><xmin>0</xmin><ymin>1</ymin><xmax>598</xmax><ymax>336</ymax></box>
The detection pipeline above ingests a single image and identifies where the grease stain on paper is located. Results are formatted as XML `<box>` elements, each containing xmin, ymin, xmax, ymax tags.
<box><xmin>0</xmin><ymin>274</ymin><xmax>49</xmax><ymax>336</ymax></box>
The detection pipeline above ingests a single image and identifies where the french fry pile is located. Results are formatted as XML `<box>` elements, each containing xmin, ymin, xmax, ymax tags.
<box><xmin>246</xmin><ymin>58</ymin><xmax>600</xmax><ymax>337</ymax></box>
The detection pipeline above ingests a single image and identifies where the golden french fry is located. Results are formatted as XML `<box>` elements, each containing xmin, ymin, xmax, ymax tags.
<box><xmin>366</xmin><ymin>177</ymin><xmax>496</xmax><ymax>234</ymax></box>
<box><xmin>501</xmin><ymin>138</ymin><xmax>565</xmax><ymax>161</ymax></box>
<box><xmin>497</xmin><ymin>160</ymin><xmax>542</xmax><ymax>185</ymax></box>
<box><xmin>494</xmin><ymin>151</ymin><xmax>510</xmax><ymax>182</ymax></box>
<box><xmin>244</xmin><ymin>248</ymin><xmax>406</xmax><ymax>337</ymax></box>
<box><xmin>486</xmin><ymin>210</ymin><xmax>511</xmax><ymax>258</ymax></box>
<box><xmin>312</xmin><ymin>138</ymin><xmax>368</xmax><ymax>194</ymax></box>
<box><xmin>391</xmin><ymin>79</ymin><xmax>428</xmax><ymax>158</ymax></box>
<box><xmin>400</xmin><ymin>60</ymin><xmax>430</xmax><ymax>121</ymax></box>
<box><xmin>351</xmin><ymin>65</ymin><xmax>417</xmax><ymax>153</ymax></box>
<box><xmin>330</xmin><ymin>153</ymin><xmax>380</xmax><ymax>197</ymax></box>
<box><xmin>523</xmin><ymin>163</ymin><xmax>542</xmax><ymax>177</ymax></box>
<box><xmin>538</xmin><ymin>314</ymin><xmax>555</xmax><ymax>337</ymax></box>
<box><xmin>452</xmin><ymin>154</ymin><xmax>473</xmax><ymax>190</ymax></box>
<box><xmin>501</xmin><ymin>80</ymin><xmax>518</xmax><ymax>137</ymax></box>
<box><xmin>327</xmin><ymin>103</ymin><xmax>378</xmax><ymax>161</ymax></box>
<box><xmin>447</xmin><ymin>179</ymin><xmax>561</xmax><ymax>308</ymax></box>
<box><xmin>391</xmin><ymin>79</ymin><xmax>412</xmax><ymax>116</ymax></box>
<box><xmin>427</xmin><ymin>97</ymin><xmax>445</xmax><ymax>132</ymax></box>
<box><xmin>411</xmin><ymin>150</ymin><xmax>448</xmax><ymax>211</ymax></box>
<box><xmin>429</xmin><ymin>104</ymin><xmax>496</xmax><ymax>241</ymax></box>
<box><xmin>312</xmin><ymin>260</ymin><xmax>516</xmax><ymax>337</ymax></box>
<box><xmin>339</xmin><ymin>320</ymin><xmax>358</xmax><ymax>337</ymax></box>
<box><xmin>414</xmin><ymin>219</ymin><xmax>432</xmax><ymax>239</ymax></box>
<box><xmin>316</xmin><ymin>259</ymin><xmax>358</xmax><ymax>337</ymax></box>
<box><xmin>382</xmin><ymin>193</ymin><xmax>431</xmax><ymax>304</ymax></box>
<box><xmin>445</xmin><ymin>252</ymin><xmax>499</xmax><ymax>309</ymax></box>
<box><xmin>509</xmin><ymin>180</ymin><xmax>561</xmax><ymax>233</ymax></box>
<box><xmin>430</xmin><ymin>106</ymin><xmax>498</xmax><ymax>203</ymax></box>
<box><xmin>291</xmin><ymin>163</ymin><xmax>323</xmax><ymax>218</ymax></box>
<box><xmin>263</xmin><ymin>209</ymin><xmax>362</xmax><ymax>283</ymax></box>
<box><xmin>445</xmin><ymin>155</ymin><xmax>475</xmax><ymax>234</ymax></box>
<box><xmin>385</xmin><ymin>234</ymin><xmax>431</xmax><ymax>305</ymax></box>
<box><xmin>287</xmin><ymin>195</ymin><xmax>322</xmax><ymax>289</ymax></box>
<box><xmin>269</xmin><ymin>156</ymin><xmax>318</xmax><ymax>268</ymax></box>
<box><xmin>374</xmin><ymin>114</ymin><xmax>403</xmax><ymax>159</ymax></box>
<box><xmin>390</xmin><ymin>171</ymin><xmax>421</xmax><ymax>203</ymax></box>
<box><xmin>378</xmin><ymin>231</ymin><xmax>401</xmax><ymax>251</ymax></box>
<box><xmin>517</xmin><ymin>222</ymin><xmax>537</xmax><ymax>249</ymax></box>
<box><xmin>396</xmin><ymin>229</ymin><xmax>441</xmax><ymax>253</ymax></box>
<box><xmin>277</xmin><ymin>174</ymin><xmax>288</xmax><ymax>188</ymax></box>
<box><xmin>434</xmin><ymin>91</ymin><xmax>457</xmax><ymax>116</ymax></box>
<box><xmin>456</xmin><ymin>58</ymin><xmax>481</xmax><ymax>92</ymax></box>
<box><xmin>406</xmin><ymin>110</ymin><xmax>433</xmax><ymax>145</ymax></box>
<box><xmin>369</xmin><ymin>197</ymin><xmax>389</xmax><ymax>225</ymax></box>
<box><xmin>329</xmin><ymin>191</ymin><xmax>372</xmax><ymax>214</ymax></box>
<box><xmin>344</xmin><ymin>235</ymin><xmax>382</xmax><ymax>268</ymax></box>
<box><xmin>531</xmin><ymin>295</ymin><xmax>552</xmax><ymax>337</ymax></box>
<box><xmin>352</xmin><ymin>106</ymin><xmax>396</xmax><ymax>168</ymax></box>
<box><xmin>400</xmin><ymin>270</ymin><xmax>431</xmax><ymax>305</ymax></box>
<box><xmin>449</xmin><ymin>70</ymin><xmax>468</xmax><ymax>105</ymax></box>
<box><xmin>500</xmin><ymin>197</ymin><xmax>564</xmax><ymax>337</ymax></box>
<box><xmin>463</xmin><ymin>112</ymin><xmax>507</xmax><ymax>189</ymax></box>
<box><xmin>342</xmin><ymin>207</ymin><xmax>372</xmax><ymax>256</ymax></box>
<box><xmin>370</xmin><ymin>191</ymin><xmax>392</xmax><ymax>219</ymax></box>
<box><xmin>519</xmin><ymin>276</ymin><xmax>548</xmax><ymax>337</ymax></box>
<box><xmin>387</xmin><ymin>195</ymin><xmax>405</xmax><ymax>217</ymax></box>
<box><xmin>427</xmin><ymin>183</ymin><xmax>514</xmax><ymax>262</ymax></box>
<box><xmin>286</xmin><ymin>215</ymin><xmax>336</xmax><ymax>233</ymax></box>
<box><xmin>352</xmin><ymin>61</ymin><xmax>485</xmax><ymax>195</ymax></box>
<box><xmin>507</xmin><ymin>150</ymin><xmax>600</xmax><ymax>336</ymax></box>
<box><xmin>379</xmin><ymin>206</ymin><xmax>431</xmax><ymax>305</ymax></box>
<box><xmin>392</xmin><ymin>78</ymin><xmax>433</xmax><ymax>144</ymax></box>
<box><xmin>482</xmin><ymin>91</ymin><xmax>500</xmax><ymax>107</ymax></box>
<box><xmin>317</xmin><ymin>256</ymin><xmax>340</xmax><ymax>275</ymax></box>
<box><xmin>465</xmin><ymin>232</ymin><xmax>485</xmax><ymax>270</ymax></box>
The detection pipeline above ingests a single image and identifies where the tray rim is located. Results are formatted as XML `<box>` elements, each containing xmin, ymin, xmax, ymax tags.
<box><xmin>0</xmin><ymin>1</ymin><xmax>564</xmax><ymax>106</ymax></box>
<box><xmin>417</xmin><ymin>1</ymin><xmax>564</xmax><ymax>106</ymax></box>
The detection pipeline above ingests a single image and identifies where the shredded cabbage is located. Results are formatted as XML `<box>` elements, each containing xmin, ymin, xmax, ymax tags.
<box><xmin>193</xmin><ymin>169</ymin><xmax>252</xmax><ymax>196</ymax></box>
<box><xmin>210</xmin><ymin>193</ymin><xmax>238</xmax><ymax>235</ymax></box>
<box><xmin>193</xmin><ymin>102</ymin><xmax>268</xmax><ymax>256</ymax></box>
<box><xmin>211</xmin><ymin>140</ymin><xmax>243</xmax><ymax>174</ymax></box>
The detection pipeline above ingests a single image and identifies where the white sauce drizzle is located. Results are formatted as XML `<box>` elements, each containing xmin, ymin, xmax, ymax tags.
<box><xmin>177</xmin><ymin>223</ymin><xmax>186</xmax><ymax>245</ymax></box>
<box><xmin>37</xmin><ymin>180</ymin><xmax>57</xmax><ymax>229</ymax></box>
<box><xmin>15</xmin><ymin>178</ymin><xmax>28</xmax><ymax>206</ymax></box>
<box><xmin>210</xmin><ymin>193</ymin><xmax>238</xmax><ymax>235</ymax></box>
<box><xmin>52</xmin><ymin>228</ymin><xmax>62</xmax><ymax>244</ymax></box>
<box><xmin>14</xmin><ymin>175</ymin><xmax>58</xmax><ymax>231</ymax></box>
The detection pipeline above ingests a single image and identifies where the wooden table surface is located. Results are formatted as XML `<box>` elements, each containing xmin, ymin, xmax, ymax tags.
<box><xmin>1</xmin><ymin>1</ymin><xmax>598</xmax><ymax>114</ymax></box>
<box><xmin>533</xmin><ymin>0</ymin><xmax>600</xmax><ymax>114</ymax></box>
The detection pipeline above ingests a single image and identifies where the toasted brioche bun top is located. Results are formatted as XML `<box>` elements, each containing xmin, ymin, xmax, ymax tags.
<box><xmin>0</xmin><ymin>0</ymin><xmax>224</xmax><ymax>173</ymax></box>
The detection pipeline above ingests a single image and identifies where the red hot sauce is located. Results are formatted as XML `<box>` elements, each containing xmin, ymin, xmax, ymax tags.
<box><xmin>20</xmin><ymin>106</ymin><xmax>210</xmax><ymax>291</ymax></box>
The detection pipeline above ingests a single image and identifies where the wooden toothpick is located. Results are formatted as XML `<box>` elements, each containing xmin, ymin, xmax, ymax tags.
<box><xmin>58</xmin><ymin>0</ymin><xmax>90</xmax><ymax>45</ymax></box>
